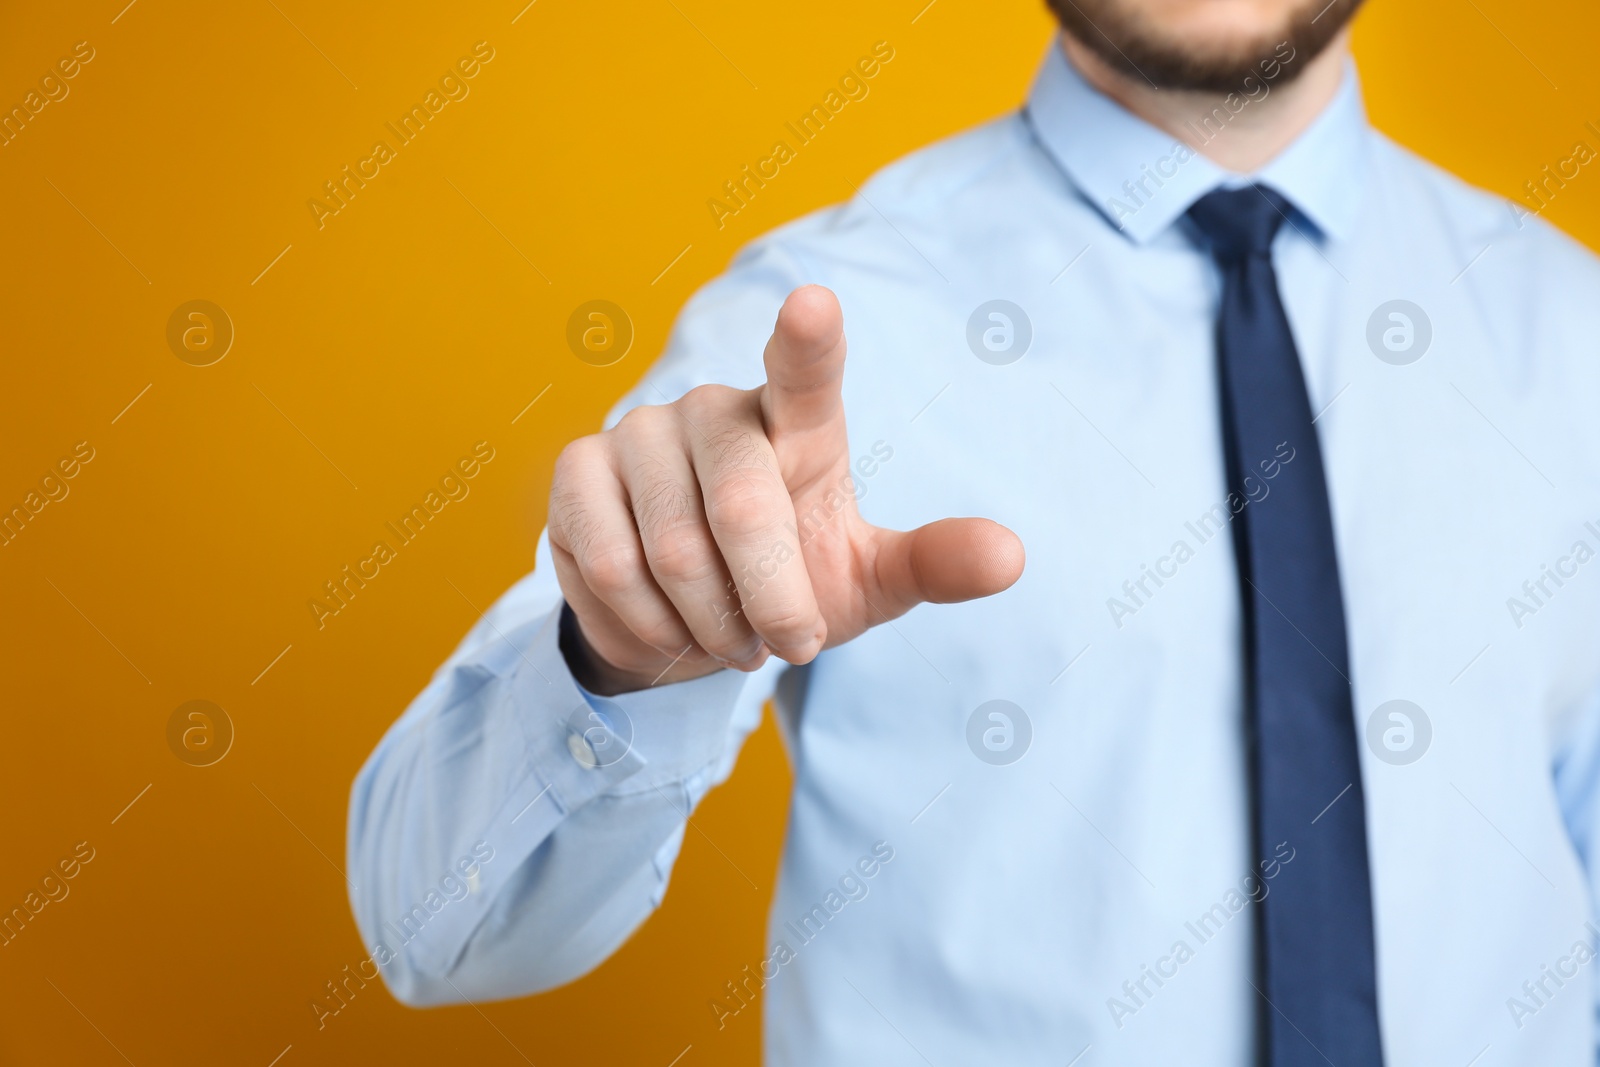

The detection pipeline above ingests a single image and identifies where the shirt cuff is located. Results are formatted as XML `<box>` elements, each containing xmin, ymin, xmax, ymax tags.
<box><xmin>511</xmin><ymin>603</ymin><xmax>752</xmax><ymax>813</ymax></box>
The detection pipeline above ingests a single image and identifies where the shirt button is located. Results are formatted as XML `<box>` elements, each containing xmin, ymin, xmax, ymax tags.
<box><xmin>567</xmin><ymin>730</ymin><xmax>598</xmax><ymax>769</ymax></box>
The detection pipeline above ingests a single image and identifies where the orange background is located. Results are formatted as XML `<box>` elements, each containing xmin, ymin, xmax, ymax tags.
<box><xmin>1</xmin><ymin>1</ymin><xmax>1597</xmax><ymax>1064</ymax></box>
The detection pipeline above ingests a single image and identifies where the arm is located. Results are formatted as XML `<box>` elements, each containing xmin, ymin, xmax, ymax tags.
<box><xmin>345</xmin><ymin>240</ymin><xmax>802</xmax><ymax>1005</ymax></box>
<box><xmin>345</xmin><ymin>529</ymin><xmax>780</xmax><ymax>1005</ymax></box>
<box><xmin>347</xmin><ymin>239</ymin><xmax>1024</xmax><ymax>1006</ymax></box>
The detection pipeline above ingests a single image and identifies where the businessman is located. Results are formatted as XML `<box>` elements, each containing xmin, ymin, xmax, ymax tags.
<box><xmin>348</xmin><ymin>0</ymin><xmax>1600</xmax><ymax>1062</ymax></box>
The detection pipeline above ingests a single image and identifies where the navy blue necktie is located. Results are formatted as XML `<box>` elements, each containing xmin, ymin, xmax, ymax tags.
<box><xmin>1187</xmin><ymin>186</ymin><xmax>1384</xmax><ymax>1066</ymax></box>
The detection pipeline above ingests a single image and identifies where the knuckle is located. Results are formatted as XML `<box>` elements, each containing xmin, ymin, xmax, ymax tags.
<box><xmin>704</xmin><ymin>476</ymin><xmax>777</xmax><ymax>534</ymax></box>
<box><xmin>631</xmin><ymin>466</ymin><xmax>696</xmax><ymax>534</ymax></box>
<box><xmin>551</xmin><ymin>498</ymin><xmax>604</xmax><ymax>558</ymax></box>
<box><xmin>553</xmin><ymin>435</ymin><xmax>602</xmax><ymax>481</ymax></box>
<box><xmin>580</xmin><ymin>540</ymin><xmax>645</xmax><ymax>598</ymax></box>
<box><xmin>681</xmin><ymin>583</ymin><xmax>755</xmax><ymax>657</ymax></box>
<box><xmin>550</xmin><ymin>440</ymin><xmax>607</xmax><ymax>528</ymax></box>
<box><xmin>707</xmin><ymin>424</ymin><xmax>769</xmax><ymax>472</ymax></box>
<box><xmin>680</xmin><ymin>383</ymin><xmax>740</xmax><ymax>418</ymax></box>
<box><xmin>613</xmin><ymin>403</ymin><xmax>661</xmax><ymax>437</ymax></box>
<box><xmin>646</xmin><ymin>527</ymin><xmax>717</xmax><ymax>585</ymax></box>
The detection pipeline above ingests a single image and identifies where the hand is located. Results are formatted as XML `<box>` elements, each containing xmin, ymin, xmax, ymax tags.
<box><xmin>548</xmin><ymin>285</ymin><xmax>1026</xmax><ymax>695</ymax></box>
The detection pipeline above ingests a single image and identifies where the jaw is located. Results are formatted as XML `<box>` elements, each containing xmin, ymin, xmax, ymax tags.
<box><xmin>1048</xmin><ymin>0</ymin><xmax>1361</xmax><ymax>93</ymax></box>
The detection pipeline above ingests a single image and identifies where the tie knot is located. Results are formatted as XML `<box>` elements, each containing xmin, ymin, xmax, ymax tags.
<box><xmin>1186</xmin><ymin>185</ymin><xmax>1290</xmax><ymax>262</ymax></box>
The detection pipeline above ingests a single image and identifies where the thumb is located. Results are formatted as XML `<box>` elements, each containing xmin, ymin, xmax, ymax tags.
<box><xmin>868</xmin><ymin>518</ymin><xmax>1025</xmax><ymax>614</ymax></box>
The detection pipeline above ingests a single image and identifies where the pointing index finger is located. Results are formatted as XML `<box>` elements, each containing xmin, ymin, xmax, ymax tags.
<box><xmin>760</xmin><ymin>285</ymin><xmax>848</xmax><ymax>439</ymax></box>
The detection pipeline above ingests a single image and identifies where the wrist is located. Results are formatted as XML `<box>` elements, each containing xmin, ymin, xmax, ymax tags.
<box><xmin>558</xmin><ymin>602</ymin><xmax>677</xmax><ymax>696</ymax></box>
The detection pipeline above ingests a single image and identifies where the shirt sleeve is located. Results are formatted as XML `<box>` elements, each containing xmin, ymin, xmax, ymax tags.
<box><xmin>1550</xmin><ymin>686</ymin><xmax>1600</xmax><ymax>1061</ymax></box>
<box><xmin>345</xmin><ymin>235</ymin><xmax>816</xmax><ymax>1006</ymax></box>
<box><xmin>1555</xmin><ymin>694</ymin><xmax>1600</xmax><ymax>1062</ymax></box>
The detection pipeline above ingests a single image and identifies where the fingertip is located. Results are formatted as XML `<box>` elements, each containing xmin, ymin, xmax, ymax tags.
<box><xmin>775</xmin><ymin>285</ymin><xmax>843</xmax><ymax>350</ymax></box>
<box><xmin>900</xmin><ymin>516</ymin><xmax>1026</xmax><ymax>604</ymax></box>
<box><xmin>785</xmin><ymin>630</ymin><xmax>826</xmax><ymax>666</ymax></box>
<box><xmin>807</xmin><ymin>619</ymin><xmax>829</xmax><ymax>661</ymax></box>
<box><xmin>977</xmin><ymin>520</ymin><xmax>1026</xmax><ymax>594</ymax></box>
<box><xmin>760</xmin><ymin>614</ymin><xmax>828</xmax><ymax>665</ymax></box>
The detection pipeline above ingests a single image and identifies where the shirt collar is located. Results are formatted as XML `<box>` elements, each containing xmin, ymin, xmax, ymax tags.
<box><xmin>1023</xmin><ymin>39</ymin><xmax>1369</xmax><ymax>245</ymax></box>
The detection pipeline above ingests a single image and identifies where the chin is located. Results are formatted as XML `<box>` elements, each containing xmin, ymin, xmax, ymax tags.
<box><xmin>1047</xmin><ymin>0</ymin><xmax>1361</xmax><ymax>92</ymax></box>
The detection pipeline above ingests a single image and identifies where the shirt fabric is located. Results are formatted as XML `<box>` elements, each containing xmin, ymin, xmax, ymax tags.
<box><xmin>348</xmin><ymin>41</ymin><xmax>1600</xmax><ymax>1066</ymax></box>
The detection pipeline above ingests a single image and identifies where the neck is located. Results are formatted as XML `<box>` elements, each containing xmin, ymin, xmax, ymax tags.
<box><xmin>1057</xmin><ymin>31</ymin><xmax>1350</xmax><ymax>173</ymax></box>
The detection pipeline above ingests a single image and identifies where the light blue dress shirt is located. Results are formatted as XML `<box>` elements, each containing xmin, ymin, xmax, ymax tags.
<box><xmin>348</xmin><ymin>42</ymin><xmax>1600</xmax><ymax>1066</ymax></box>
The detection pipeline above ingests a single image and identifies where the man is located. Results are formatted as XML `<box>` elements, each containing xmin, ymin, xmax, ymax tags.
<box><xmin>347</xmin><ymin>0</ymin><xmax>1600</xmax><ymax>1061</ymax></box>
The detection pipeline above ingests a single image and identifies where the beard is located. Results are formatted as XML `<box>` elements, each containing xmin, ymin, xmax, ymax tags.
<box><xmin>1045</xmin><ymin>0</ymin><xmax>1364</xmax><ymax>91</ymax></box>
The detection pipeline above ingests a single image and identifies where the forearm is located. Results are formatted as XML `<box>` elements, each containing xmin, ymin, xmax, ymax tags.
<box><xmin>347</xmin><ymin>236</ymin><xmax>816</xmax><ymax>1005</ymax></box>
<box><xmin>346</xmin><ymin>545</ymin><xmax>773</xmax><ymax>1005</ymax></box>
